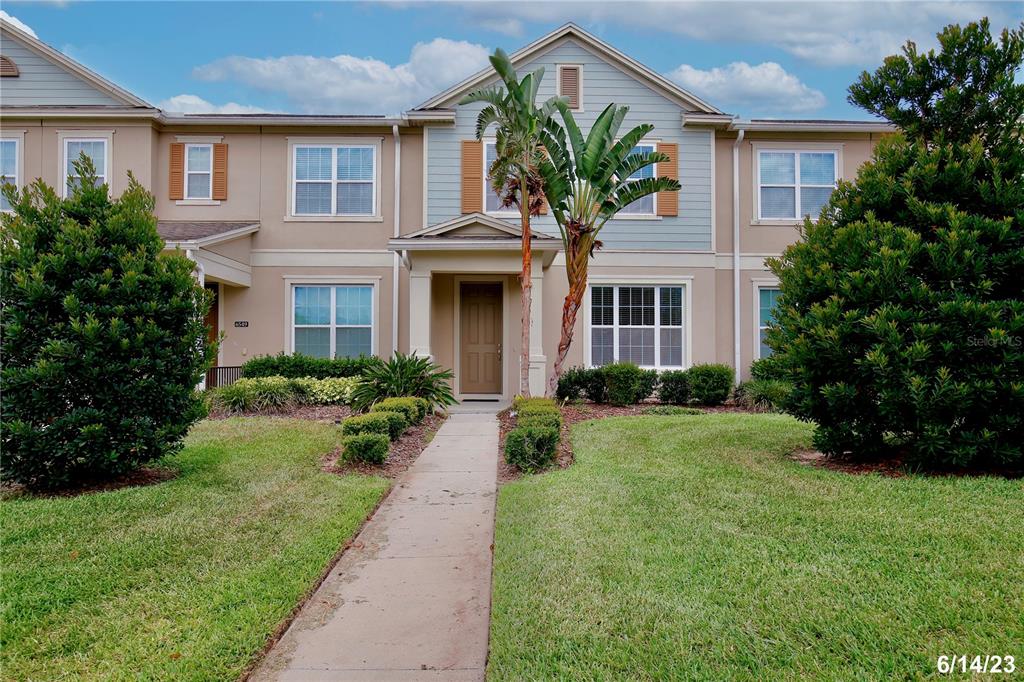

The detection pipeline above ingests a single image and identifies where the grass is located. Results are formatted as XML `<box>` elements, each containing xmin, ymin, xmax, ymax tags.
<box><xmin>489</xmin><ymin>413</ymin><xmax>1024</xmax><ymax>680</ymax></box>
<box><xmin>1</xmin><ymin>418</ymin><xmax>389</xmax><ymax>681</ymax></box>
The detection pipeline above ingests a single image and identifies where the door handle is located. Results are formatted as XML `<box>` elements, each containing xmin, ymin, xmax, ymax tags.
<box><xmin>497</xmin><ymin>344</ymin><xmax>502</xmax><ymax>360</ymax></box>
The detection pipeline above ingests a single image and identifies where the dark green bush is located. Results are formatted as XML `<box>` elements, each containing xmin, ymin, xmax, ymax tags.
<box><xmin>350</xmin><ymin>352</ymin><xmax>455</xmax><ymax>411</ymax></box>
<box><xmin>602</xmin><ymin>362</ymin><xmax>646</xmax><ymax>406</ymax></box>
<box><xmin>555</xmin><ymin>366</ymin><xmax>589</xmax><ymax>401</ymax></box>
<box><xmin>504</xmin><ymin>426</ymin><xmax>559</xmax><ymax>472</ymax></box>
<box><xmin>340</xmin><ymin>413</ymin><xmax>393</xmax><ymax>439</ymax></box>
<box><xmin>638</xmin><ymin>369</ymin><xmax>659</xmax><ymax>402</ymax></box>
<box><xmin>734</xmin><ymin>379</ymin><xmax>793</xmax><ymax>413</ymax></box>
<box><xmin>241</xmin><ymin>352</ymin><xmax>371</xmax><ymax>379</ymax></box>
<box><xmin>373</xmin><ymin>411</ymin><xmax>409</xmax><ymax>441</ymax></box>
<box><xmin>658</xmin><ymin>370</ymin><xmax>690</xmax><ymax>405</ymax></box>
<box><xmin>0</xmin><ymin>159</ymin><xmax>212</xmax><ymax>490</ymax></box>
<box><xmin>581</xmin><ymin>367</ymin><xmax>608</xmax><ymax>404</ymax></box>
<box><xmin>370</xmin><ymin>397</ymin><xmax>423</xmax><ymax>425</ymax></box>
<box><xmin>749</xmin><ymin>356</ymin><xmax>786</xmax><ymax>382</ymax></box>
<box><xmin>687</xmin><ymin>364</ymin><xmax>734</xmax><ymax>406</ymax></box>
<box><xmin>342</xmin><ymin>433</ymin><xmax>390</xmax><ymax>464</ymax></box>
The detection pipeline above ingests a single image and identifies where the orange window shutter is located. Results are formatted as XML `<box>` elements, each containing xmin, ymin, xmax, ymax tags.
<box><xmin>560</xmin><ymin>66</ymin><xmax>580</xmax><ymax>109</ymax></box>
<box><xmin>168</xmin><ymin>143</ymin><xmax>184</xmax><ymax>200</ymax></box>
<box><xmin>461</xmin><ymin>140</ymin><xmax>483</xmax><ymax>214</ymax></box>
<box><xmin>656</xmin><ymin>142</ymin><xmax>679</xmax><ymax>217</ymax></box>
<box><xmin>212</xmin><ymin>143</ymin><xmax>228</xmax><ymax>201</ymax></box>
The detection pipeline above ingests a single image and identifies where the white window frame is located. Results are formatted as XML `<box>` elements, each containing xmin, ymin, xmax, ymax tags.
<box><xmin>583</xmin><ymin>278</ymin><xmax>693</xmax><ymax>370</ymax></box>
<box><xmin>286</xmin><ymin>137</ymin><xmax>382</xmax><ymax>222</ymax></box>
<box><xmin>752</xmin><ymin>278</ymin><xmax>781</xmax><ymax>360</ymax></box>
<box><xmin>557</xmin><ymin>64</ymin><xmax>584</xmax><ymax>112</ymax></box>
<box><xmin>284</xmin><ymin>277</ymin><xmax>380</xmax><ymax>358</ymax></box>
<box><xmin>616</xmin><ymin>140</ymin><xmax>658</xmax><ymax>219</ymax></box>
<box><xmin>0</xmin><ymin>134</ymin><xmax>22</xmax><ymax>213</ymax></box>
<box><xmin>482</xmin><ymin>138</ymin><xmax>518</xmax><ymax>217</ymax></box>
<box><xmin>752</xmin><ymin>142</ymin><xmax>842</xmax><ymax>224</ymax></box>
<box><xmin>184</xmin><ymin>143</ymin><xmax>213</xmax><ymax>200</ymax></box>
<box><xmin>60</xmin><ymin>132</ymin><xmax>111</xmax><ymax>198</ymax></box>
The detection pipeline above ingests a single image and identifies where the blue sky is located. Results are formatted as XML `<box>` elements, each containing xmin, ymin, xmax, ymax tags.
<box><xmin>2</xmin><ymin>1</ymin><xmax>1018</xmax><ymax>119</ymax></box>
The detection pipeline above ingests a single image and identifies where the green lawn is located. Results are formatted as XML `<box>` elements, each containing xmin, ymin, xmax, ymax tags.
<box><xmin>1</xmin><ymin>418</ymin><xmax>388</xmax><ymax>681</ymax></box>
<box><xmin>489</xmin><ymin>413</ymin><xmax>1023</xmax><ymax>680</ymax></box>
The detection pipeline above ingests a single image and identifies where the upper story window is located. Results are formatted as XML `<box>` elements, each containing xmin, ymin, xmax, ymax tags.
<box><xmin>757</xmin><ymin>150</ymin><xmax>837</xmax><ymax>220</ymax></box>
<box><xmin>64</xmin><ymin>138</ymin><xmax>107</xmax><ymax>196</ymax></box>
<box><xmin>757</xmin><ymin>287</ymin><xmax>782</xmax><ymax>358</ymax></box>
<box><xmin>292</xmin><ymin>143</ymin><xmax>377</xmax><ymax>217</ymax></box>
<box><xmin>618</xmin><ymin>143</ymin><xmax>657</xmax><ymax>216</ymax></box>
<box><xmin>483</xmin><ymin>140</ymin><xmax>514</xmax><ymax>214</ymax></box>
<box><xmin>558</xmin><ymin>65</ymin><xmax>582</xmax><ymax>110</ymax></box>
<box><xmin>0</xmin><ymin>139</ymin><xmax>18</xmax><ymax>212</ymax></box>
<box><xmin>590</xmin><ymin>284</ymin><xmax>685</xmax><ymax>369</ymax></box>
<box><xmin>185</xmin><ymin>144</ymin><xmax>212</xmax><ymax>200</ymax></box>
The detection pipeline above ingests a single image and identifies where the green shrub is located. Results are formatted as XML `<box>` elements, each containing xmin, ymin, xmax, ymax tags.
<box><xmin>350</xmin><ymin>352</ymin><xmax>456</xmax><ymax>411</ymax></box>
<box><xmin>340</xmin><ymin>413</ymin><xmax>393</xmax><ymax>439</ymax></box>
<box><xmin>504</xmin><ymin>426</ymin><xmax>559</xmax><ymax>472</ymax></box>
<box><xmin>687</xmin><ymin>364</ymin><xmax>734</xmax><ymax>406</ymax></box>
<box><xmin>291</xmin><ymin>377</ymin><xmax>358</xmax><ymax>405</ymax></box>
<box><xmin>374</xmin><ymin>411</ymin><xmax>409</xmax><ymax>441</ymax></box>
<box><xmin>642</xmin><ymin>405</ymin><xmax>704</xmax><ymax>416</ymax></box>
<box><xmin>518</xmin><ymin>412</ymin><xmax>562</xmax><ymax>431</ymax></box>
<box><xmin>342</xmin><ymin>433</ymin><xmax>390</xmax><ymax>464</ymax></box>
<box><xmin>0</xmin><ymin>158</ymin><xmax>212</xmax><ymax>490</ymax></box>
<box><xmin>555</xmin><ymin>366</ymin><xmax>589</xmax><ymax>401</ymax></box>
<box><xmin>658</xmin><ymin>370</ymin><xmax>690</xmax><ymax>405</ymax></box>
<box><xmin>638</xmin><ymin>369</ymin><xmax>659</xmax><ymax>402</ymax></box>
<box><xmin>749</xmin><ymin>356</ymin><xmax>786</xmax><ymax>382</ymax></box>
<box><xmin>241</xmin><ymin>353</ymin><xmax>372</xmax><ymax>379</ymax></box>
<box><xmin>209</xmin><ymin>377</ymin><xmax>299</xmax><ymax>415</ymax></box>
<box><xmin>513</xmin><ymin>396</ymin><xmax>557</xmax><ymax>410</ymax></box>
<box><xmin>602</xmin><ymin>362</ymin><xmax>646</xmax><ymax>406</ymax></box>
<box><xmin>581</xmin><ymin>367</ymin><xmax>608</xmax><ymax>403</ymax></box>
<box><xmin>370</xmin><ymin>397</ymin><xmax>423</xmax><ymax>424</ymax></box>
<box><xmin>734</xmin><ymin>379</ymin><xmax>793</xmax><ymax>413</ymax></box>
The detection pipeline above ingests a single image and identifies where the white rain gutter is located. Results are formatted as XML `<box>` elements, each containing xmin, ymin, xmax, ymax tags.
<box><xmin>732</xmin><ymin>129</ymin><xmax>745</xmax><ymax>385</ymax></box>
<box><xmin>392</xmin><ymin>124</ymin><xmax>401</xmax><ymax>355</ymax></box>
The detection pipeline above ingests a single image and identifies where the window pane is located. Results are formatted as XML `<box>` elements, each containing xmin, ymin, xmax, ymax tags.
<box><xmin>619</xmin><ymin>287</ymin><xmax>654</xmax><ymax>326</ymax></box>
<box><xmin>759</xmin><ymin>288</ymin><xmax>781</xmax><ymax>326</ymax></box>
<box><xmin>619</xmin><ymin>328</ymin><xmax>654</xmax><ymax>366</ymax></box>
<box><xmin>187</xmin><ymin>172</ymin><xmax>211</xmax><ymax>199</ymax></box>
<box><xmin>187</xmin><ymin>145</ymin><xmax>211</xmax><ymax>172</ymax></box>
<box><xmin>484</xmin><ymin>142</ymin><xmax>505</xmax><ymax>211</ymax></box>
<box><xmin>759</xmin><ymin>152</ymin><xmax>794</xmax><ymax>184</ymax></box>
<box><xmin>760</xmin><ymin>187</ymin><xmax>795</xmax><ymax>219</ymax></box>
<box><xmin>760</xmin><ymin>329</ymin><xmax>773</xmax><ymax>358</ymax></box>
<box><xmin>591</xmin><ymin>286</ymin><xmax>613</xmax><ymax>326</ymax></box>
<box><xmin>659</xmin><ymin>287</ymin><xmax>682</xmax><ymax>326</ymax></box>
<box><xmin>337</xmin><ymin>147</ymin><xmax>374</xmax><ymax>181</ymax></box>
<box><xmin>295</xmin><ymin>147</ymin><xmax>332</xmax><ymax>180</ymax></box>
<box><xmin>620</xmin><ymin>194</ymin><xmax>654</xmax><ymax>215</ymax></box>
<box><xmin>294</xmin><ymin>286</ymin><xmax>331</xmax><ymax>325</ymax></box>
<box><xmin>0</xmin><ymin>140</ymin><xmax>15</xmax><ymax>177</ymax></box>
<box><xmin>336</xmin><ymin>327</ymin><xmax>371</xmax><ymax>358</ymax></box>
<box><xmin>799</xmin><ymin>152</ymin><xmax>835</xmax><ymax>185</ymax></box>
<box><xmin>295</xmin><ymin>183</ymin><xmax>332</xmax><ymax>214</ymax></box>
<box><xmin>337</xmin><ymin>182</ymin><xmax>373</xmax><ymax>215</ymax></box>
<box><xmin>660</xmin><ymin>328</ymin><xmax>683</xmax><ymax>367</ymax></box>
<box><xmin>335</xmin><ymin>286</ymin><xmax>372</xmax><ymax>325</ymax></box>
<box><xmin>627</xmin><ymin>145</ymin><xmax>655</xmax><ymax>180</ymax></box>
<box><xmin>591</xmin><ymin>328</ymin><xmax>614</xmax><ymax>366</ymax></box>
<box><xmin>66</xmin><ymin>140</ymin><xmax>105</xmax><ymax>176</ymax></box>
<box><xmin>295</xmin><ymin>328</ymin><xmax>331</xmax><ymax>358</ymax></box>
<box><xmin>800</xmin><ymin>186</ymin><xmax>833</xmax><ymax>218</ymax></box>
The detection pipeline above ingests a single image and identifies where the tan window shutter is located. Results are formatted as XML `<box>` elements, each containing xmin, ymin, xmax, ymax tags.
<box><xmin>212</xmin><ymin>143</ymin><xmax>228</xmax><ymax>201</ymax></box>
<box><xmin>656</xmin><ymin>142</ymin><xmax>678</xmax><ymax>217</ymax></box>
<box><xmin>559</xmin><ymin>66</ymin><xmax>580</xmax><ymax>109</ymax></box>
<box><xmin>168</xmin><ymin>143</ymin><xmax>184</xmax><ymax>200</ymax></box>
<box><xmin>461</xmin><ymin>140</ymin><xmax>483</xmax><ymax>214</ymax></box>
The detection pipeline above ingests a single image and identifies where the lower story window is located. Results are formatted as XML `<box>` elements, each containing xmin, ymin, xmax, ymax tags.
<box><xmin>590</xmin><ymin>284</ymin><xmax>684</xmax><ymax>369</ymax></box>
<box><xmin>293</xmin><ymin>285</ymin><xmax>373</xmax><ymax>358</ymax></box>
<box><xmin>758</xmin><ymin>287</ymin><xmax>782</xmax><ymax>358</ymax></box>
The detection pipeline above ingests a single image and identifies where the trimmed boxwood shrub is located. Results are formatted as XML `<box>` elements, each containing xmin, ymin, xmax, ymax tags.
<box><xmin>241</xmin><ymin>352</ymin><xmax>372</xmax><ymax>379</ymax></box>
<box><xmin>658</xmin><ymin>370</ymin><xmax>690</xmax><ymax>405</ymax></box>
<box><xmin>638</xmin><ymin>369</ymin><xmax>659</xmax><ymax>402</ymax></box>
<box><xmin>504</xmin><ymin>426</ymin><xmax>559</xmax><ymax>472</ymax></box>
<box><xmin>555</xmin><ymin>366</ymin><xmax>589</xmax><ymax>401</ymax></box>
<box><xmin>581</xmin><ymin>368</ymin><xmax>608</xmax><ymax>404</ymax></box>
<box><xmin>342</xmin><ymin>433</ymin><xmax>390</xmax><ymax>464</ymax></box>
<box><xmin>687</xmin><ymin>364</ymin><xmax>734</xmax><ymax>406</ymax></box>
<box><xmin>373</xmin><ymin>411</ymin><xmax>409</xmax><ymax>440</ymax></box>
<box><xmin>602</xmin><ymin>362</ymin><xmax>646</xmax><ymax>406</ymax></box>
<box><xmin>340</xmin><ymin>413</ymin><xmax>393</xmax><ymax>439</ymax></box>
<box><xmin>370</xmin><ymin>397</ymin><xmax>423</xmax><ymax>425</ymax></box>
<box><xmin>518</xmin><ymin>412</ymin><xmax>562</xmax><ymax>431</ymax></box>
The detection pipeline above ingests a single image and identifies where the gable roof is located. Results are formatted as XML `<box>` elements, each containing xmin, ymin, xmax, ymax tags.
<box><xmin>414</xmin><ymin>23</ymin><xmax>723</xmax><ymax>115</ymax></box>
<box><xmin>396</xmin><ymin>212</ymin><xmax>558</xmax><ymax>240</ymax></box>
<box><xmin>0</xmin><ymin>18</ymin><xmax>152</xmax><ymax>109</ymax></box>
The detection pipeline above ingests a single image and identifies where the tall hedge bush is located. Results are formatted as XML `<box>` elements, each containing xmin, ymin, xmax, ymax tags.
<box><xmin>241</xmin><ymin>352</ymin><xmax>371</xmax><ymax>379</ymax></box>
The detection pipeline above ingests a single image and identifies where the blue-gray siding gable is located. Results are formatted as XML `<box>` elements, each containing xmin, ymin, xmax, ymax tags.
<box><xmin>0</xmin><ymin>35</ymin><xmax>124</xmax><ymax>106</ymax></box>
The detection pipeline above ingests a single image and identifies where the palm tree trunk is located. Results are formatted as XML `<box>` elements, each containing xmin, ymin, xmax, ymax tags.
<box><xmin>518</xmin><ymin>171</ymin><xmax>532</xmax><ymax>397</ymax></box>
<box><xmin>546</xmin><ymin>274</ymin><xmax>585</xmax><ymax>396</ymax></box>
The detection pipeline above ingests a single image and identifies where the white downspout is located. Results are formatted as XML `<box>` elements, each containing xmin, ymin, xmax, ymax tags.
<box><xmin>732</xmin><ymin>129</ymin><xmax>745</xmax><ymax>385</ymax></box>
<box><xmin>391</xmin><ymin>124</ymin><xmax>401</xmax><ymax>355</ymax></box>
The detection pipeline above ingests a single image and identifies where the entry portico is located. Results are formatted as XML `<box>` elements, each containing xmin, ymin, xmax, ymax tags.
<box><xmin>390</xmin><ymin>213</ymin><xmax>561</xmax><ymax>399</ymax></box>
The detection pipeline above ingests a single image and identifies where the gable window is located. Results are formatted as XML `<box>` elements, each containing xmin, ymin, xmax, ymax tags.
<box><xmin>618</xmin><ymin>143</ymin><xmax>657</xmax><ymax>216</ymax></box>
<box><xmin>292</xmin><ymin>284</ymin><xmax>374</xmax><ymax>358</ymax></box>
<box><xmin>64</xmin><ymin>138</ymin><xmax>107</xmax><ymax>196</ymax></box>
<box><xmin>590</xmin><ymin>284</ymin><xmax>685</xmax><ymax>368</ymax></box>
<box><xmin>757</xmin><ymin>287</ymin><xmax>782</xmax><ymax>358</ymax></box>
<box><xmin>0</xmin><ymin>139</ymin><xmax>18</xmax><ymax>212</ymax></box>
<box><xmin>558</xmin><ymin>65</ymin><xmax>581</xmax><ymax>110</ymax></box>
<box><xmin>757</xmin><ymin>150</ymin><xmax>837</xmax><ymax>220</ymax></box>
<box><xmin>292</xmin><ymin>143</ymin><xmax>377</xmax><ymax>217</ymax></box>
<box><xmin>185</xmin><ymin>144</ymin><xmax>212</xmax><ymax>200</ymax></box>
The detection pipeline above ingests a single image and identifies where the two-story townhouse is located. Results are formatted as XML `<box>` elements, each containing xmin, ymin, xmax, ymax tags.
<box><xmin>0</xmin><ymin>20</ymin><xmax>893</xmax><ymax>401</ymax></box>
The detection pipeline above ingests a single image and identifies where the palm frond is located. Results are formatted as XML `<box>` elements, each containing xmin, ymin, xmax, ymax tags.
<box><xmin>459</xmin><ymin>86</ymin><xmax>507</xmax><ymax>107</ymax></box>
<box><xmin>594</xmin><ymin>123</ymin><xmax>656</xmax><ymax>187</ymax></box>
<box><xmin>606</xmin><ymin>176</ymin><xmax>680</xmax><ymax>215</ymax></box>
<box><xmin>474</xmin><ymin>104</ymin><xmax>503</xmax><ymax>140</ymax></box>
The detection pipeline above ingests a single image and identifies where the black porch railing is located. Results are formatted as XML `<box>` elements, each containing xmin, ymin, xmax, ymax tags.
<box><xmin>205</xmin><ymin>366</ymin><xmax>243</xmax><ymax>388</ymax></box>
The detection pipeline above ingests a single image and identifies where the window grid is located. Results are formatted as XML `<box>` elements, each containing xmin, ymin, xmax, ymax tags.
<box><xmin>590</xmin><ymin>284</ymin><xmax>684</xmax><ymax>369</ymax></box>
<box><xmin>0</xmin><ymin>139</ymin><xmax>17</xmax><ymax>212</ymax></box>
<box><xmin>292</xmin><ymin>144</ymin><xmax>376</xmax><ymax>217</ymax></box>
<box><xmin>757</xmin><ymin>287</ymin><xmax>782</xmax><ymax>359</ymax></box>
<box><xmin>483</xmin><ymin>140</ymin><xmax>515</xmax><ymax>214</ymax></box>
<box><xmin>757</xmin><ymin>150</ymin><xmax>837</xmax><ymax>220</ymax></box>
<box><xmin>619</xmin><ymin>143</ymin><xmax>657</xmax><ymax>216</ymax></box>
<box><xmin>185</xmin><ymin>143</ymin><xmax>212</xmax><ymax>200</ymax></box>
<box><xmin>64</xmin><ymin>138</ymin><xmax>107</xmax><ymax>196</ymax></box>
<box><xmin>292</xmin><ymin>285</ymin><xmax>373</xmax><ymax>359</ymax></box>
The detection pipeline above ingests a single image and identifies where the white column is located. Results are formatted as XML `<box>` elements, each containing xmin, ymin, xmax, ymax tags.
<box><xmin>528</xmin><ymin>262</ymin><xmax>547</xmax><ymax>396</ymax></box>
<box><xmin>409</xmin><ymin>271</ymin><xmax>432</xmax><ymax>359</ymax></box>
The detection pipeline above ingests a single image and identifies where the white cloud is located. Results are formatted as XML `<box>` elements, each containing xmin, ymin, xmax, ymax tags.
<box><xmin>191</xmin><ymin>37</ymin><xmax>491</xmax><ymax>114</ymax></box>
<box><xmin>669</xmin><ymin>61</ymin><xmax>826</xmax><ymax>114</ymax></box>
<box><xmin>0</xmin><ymin>10</ymin><xmax>37</xmax><ymax>38</ymax></box>
<box><xmin>156</xmin><ymin>94</ymin><xmax>270</xmax><ymax>115</ymax></box>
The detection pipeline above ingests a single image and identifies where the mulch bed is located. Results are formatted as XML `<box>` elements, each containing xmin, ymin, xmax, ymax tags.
<box><xmin>791</xmin><ymin>448</ymin><xmax>1023</xmax><ymax>479</ymax></box>
<box><xmin>1</xmin><ymin>465</ymin><xmax>178</xmax><ymax>500</ymax></box>
<box><xmin>324</xmin><ymin>413</ymin><xmax>446</xmax><ymax>479</ymax></box>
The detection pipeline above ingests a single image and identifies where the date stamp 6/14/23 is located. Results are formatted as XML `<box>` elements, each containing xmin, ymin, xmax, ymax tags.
<box><xmin>937</xmin><ymin>655</ymin><xmax>1016</xmax><ymax>674</ymax></box>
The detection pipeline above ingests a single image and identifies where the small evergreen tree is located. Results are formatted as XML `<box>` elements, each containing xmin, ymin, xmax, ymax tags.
<box><xmin>1</xmin><ymin>158</ymin><xmax>214</xmax><ymax>489</ymax></box>
<box><xmin>768</xmin><ymin>19</ymin><xmax>1024</xmax><ymax>468</ymax></box>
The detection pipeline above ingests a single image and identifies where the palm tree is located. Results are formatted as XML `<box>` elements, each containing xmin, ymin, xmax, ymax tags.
<box><xmin>460</xmin><ymin>49</ymin><xmax>562</xmax><ymax>397</ymax></box>
<box><xmin>538</xmin><ymin>101</ymin><xmax>681</xmax><ymax>395</ymax></box>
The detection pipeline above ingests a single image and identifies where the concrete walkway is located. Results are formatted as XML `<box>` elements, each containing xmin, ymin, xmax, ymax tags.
<box><xmin>251</xmin><ymin>412</ymin><xmax>499</xmax><ymax>681</ymax></box>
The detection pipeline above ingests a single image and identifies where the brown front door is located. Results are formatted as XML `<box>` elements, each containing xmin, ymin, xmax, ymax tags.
<box><xmin>459</xmin><ymin>282</ymin><xmax>502</xmax><ymax>395</ymax></box>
